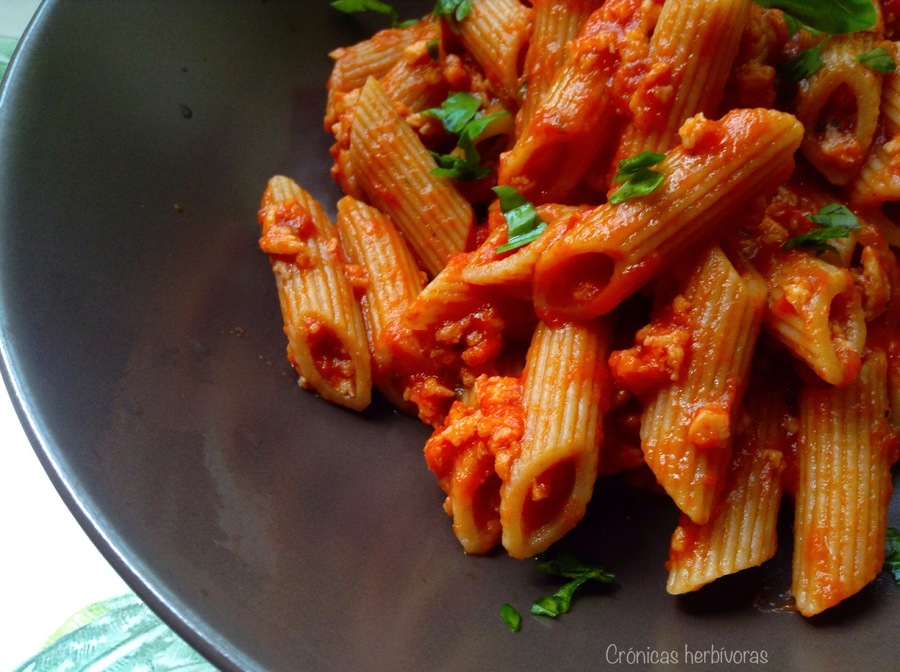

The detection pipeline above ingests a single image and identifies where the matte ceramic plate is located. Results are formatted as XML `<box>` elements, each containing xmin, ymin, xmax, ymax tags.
<box><xmin>1</xmin><ymin>2</ymin><xmax>898</xmax><ymax>670</ymax></box>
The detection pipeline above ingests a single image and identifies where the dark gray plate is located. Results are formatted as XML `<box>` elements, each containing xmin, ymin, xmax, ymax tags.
<box><xmin>0</xmin><ymin>1</ymin><xmax>897</xmax><ymax>670</ymax></box>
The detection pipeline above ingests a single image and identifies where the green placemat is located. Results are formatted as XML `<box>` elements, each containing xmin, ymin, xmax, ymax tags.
<box><xmin>1</xmin><ymin>35</ymin><xmax>17</xmax><ymax>80</ymax></box>
<box><xmin>13</xmin><ymin>593</ymin><xmax>219</xmax><ymax>671</ymax></box>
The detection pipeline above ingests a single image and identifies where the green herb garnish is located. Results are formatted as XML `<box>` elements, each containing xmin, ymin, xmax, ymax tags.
<box><xmin>426</xmin><ymin>38</ymin><xmax>441</xmax><ymax>61</ymax></box>
<box><xmin>529</xmin><ymin>551</ymin><xmax>614</xmax><ymax>618</ymax></box>
<box><xmin>433</xmin><ymin>0</ymin><xmax>473</xmax><ymax>31</ymax></box>
<box><xmin>500</xmin><ymin>603</ymin><xmax>522</xmax><ymax>632</ymax></box>
<box><xmin>331</xmin><ymin>0</ymin><xmax>416</xmax><ymax>27</ymax></box>
<box><xmin>857</xmin><ymin>47</ymin><xmax>897</xmax><ymax>74</ymax></box>
<box><xmin>424</xmin><ymin>92</ymin><xmax>507</xmax><ymax>181</ymax></box>
<box><xmin>885</xmin><ymin>527</ymin><xmax>900</xmax><ymax>585</ymax></box>
<box><xmin>423</xmin><ymin>92</ymin><xmax>482</xmax><ymax>134</ymax></box>
<box><xmin>754</xmin><ymin>0</ymin><xmax>876</xmax><ymax>35</ymax></box>
<box><xmin>777</xmin><ymin>40</ymin><xmax>827</xmax><ymax>82</ymax></box>
<box><xmin>609</xmin><ymin>151</ymin><xmax>666</xmax><ymax>205</ymax></box>
<box><xmin>783</xmin><ymin>202</ymin><xmax>860</xmax><ymax>254</ymax></box>
<box><xmin>493</xmin><ymin>186</ymin><xmax>547</xmax><ymax>252</ymax></box>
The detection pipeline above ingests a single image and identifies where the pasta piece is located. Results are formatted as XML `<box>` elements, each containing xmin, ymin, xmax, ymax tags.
<box><xmin>517</xmin><ymin>0</ymin><xmax>602</xmax><ymax>133</ymax></box>
<box><xmin>610</xmin><ymin>245</ymin><xmax>768</xmax><ymax>525</ymax></box>
<box><xmin>258</xmin><ymin>176</ymin><xmax>371</xmax><ymax>411</ymax></box>
<box><xmin>401</xmin><ymin>252</ymin><xmax>532</xmax><ymax>416</ymax></box>
<box><xmin>458</xmin><ymin>0</ymin><xmax>531</xmax><ymax>107</ymax></box>
<box><xmin>349</xmin><ymin>77</ymin><xmax>474</xmax><ymax>277</ymax></box>
<box><xmin>720</xmin><ymin>5</ymin><xmax>788</xmax><ymax>110</ymax></box>
<box><xmin>850</xmin><ymin>42</ymin><xmax>900</xmax><ymax>204</ymax></box>
<box><xmin>498</xmin><ymin>0</ymin><xmax>656</xmax><ymax>203</ymax></box>
<box><xmin>326</xmin><ymin>19</ymin><xmax>435</xmax><ymax>131</ymax></box>
<box><xmin>329</xmin><ymin>26</ymin><xmax>460</xmax><ymax>199</ymax></box>
<box><xmin>532</xmin><ymin>108</ymin><xmax>803</xmax><ymax>322</ymax></box>
<box><xmin>744</xmin><ymin>184</ymin><xmax>867</xmax><ymax>387</ymax></box>
<box><xmin>500</xmin><ymin>318</ymin><xmax>613</xmax><ymax>559</ymax></box>
<box><xmin>334</xmin><ymin>196</ymin><xmax>426</xmax><ymax>411</ymax></box>
<box><xmin>796</xmin><ymin>33</ymin><xmax>885</xmax><ymax>187</ymax></box>
<box><xmin>610</xmin><ymin>0</ymin><xmax>753</xmax><ymax>168</ymax></box>
<box><xmin>424</xmin><ymin>375</ymin><xmax>525</xmax><ymax>554</ymax></box>
<box><xmin>666</xmin><ymin>378</ymin><xmax>789</xmax><ymax>594</ymax></box>
<box><xmin>460</xmin><ymin>203</ymin><xmax>588</xmax><ymax>296</ymax></box>
<box><xmin>792</xmin><ymin>350</ymin><xmax>898</xmax><ymax>617</ymax></box>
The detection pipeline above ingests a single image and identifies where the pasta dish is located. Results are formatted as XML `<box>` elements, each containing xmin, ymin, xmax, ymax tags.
<box><xmin>256</xmin><ymin>0</ymin><xmax>900</xmax><ymax>618</ymax></box>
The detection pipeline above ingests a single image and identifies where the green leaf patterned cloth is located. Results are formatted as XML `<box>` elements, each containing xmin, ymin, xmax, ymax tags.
<box><xmin>0</xmin><ymin>36</ymin><xmax>17</xmax><ymax>80</ymax></box>
<box><xmin>14</xmin><ymin>593</ymin><xmax>219</xmax><ymax>671</ymax></box>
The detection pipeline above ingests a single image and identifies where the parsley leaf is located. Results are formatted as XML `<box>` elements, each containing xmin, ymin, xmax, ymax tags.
<box><xmin>426</xmin><ymin>38</ymin><xmax>441</xmax><ymax>61</ymax></box>
<box><xmin>529</xmin><ymin>551</ymin><xmax>614</xmax><ymax>618</ymax></box>
<box><xmin>754</xmin><ymin>0</ymin><xmax>876</xmax><ymax>35</ymax></box>
<box><xmin>500</xmin><ymin>603</ymin><xmax>522</xmax><ymax>632</ymax></box>
<box><xmin>777</xmin><ymin>40</ymin><xmax>827</xmax><ymax>82</ymax></box>
<box><xmin>783</xmin><ymin>202</ymin><xmax>860</xmax><ymax>254</ymax></box>
<box><xmin>886</xmin><ymin>527</ymin><xmax>900</xmax><ymax>585</ymax></box>
<box><xmin>609</xmin><ymin>151</ymin><xmax>666</xmax><ymax>205</ymax></box>
<box><xmin>493</xmin><ymin>186</ymin><xmax>547</xmax><ymax>253</ymax></box>
<box><xmin>434</xmin><ymin>0</ymin><xmax>473</xmax><ymax>27</ymax></box>
<box><xmin>423</xmin><ymin>92</ymin><xmax>482</xmax><ymax>134</ymax></box>
<box><xmin>331</xmin><ymin>0</ymin><xmax>415</xmax><ymax>27</ymax></box>
<box><xmin>424</xmin><ymin>92</ymin><xmax>507</xmax><ymax>182</ymax></box>
<box><xmin>857</xmin><ymin>47</ymin><xmax>897</xmax><ymax>74</ymax></box>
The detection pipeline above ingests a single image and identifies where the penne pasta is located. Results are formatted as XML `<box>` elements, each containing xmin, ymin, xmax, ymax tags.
<box><xmin>349</xmin><ymin>77</ymin><xmax>474</xmax><ymax>277</ymax></box>
<box><xmin>796</xmin><ymin>33</ymin><xmax>885</xmax><ymax>187</ymax></box>
<box><xmin>792</xmin><ymin>350</ymin><xmax>897</xmax><ymax>617</ymax></box>
<box><xmin>334</xmin><ymin>196</ymin><xmax>426</xmax><ymax>412</ymax></box>
<box><xmin>666</xmin><ymin>376</ymin><xmax>789</xmax><ymax>594</ymax></box>
<box><xmin>458</xmin><ymin>0</ymin><xmax>532</xmax><ymax>107</ymax></box>
<box><xmin>258</xmin><ymin>176</ymin><xmax>371</xmax><ymax>411</ymax></box>
<box><xmin>501</xmin><ymin>318</ymin><xmax>613</xmax><ymax>559</ymax></box>
<box><xmin>259</xmin><ymin>0</ymin><xmax>900</xmax><ymax>619</ymax></box>
<box><xmin>532</xmin><ymin>108</ymin><xmax>803</xmax><ymax>322</ymax></box>
<box><xmin>610</xmin><ymin>244</ymin><xmax>768</xmax><ymax>525</ymax></box>
<box><xmin>610</xmin><ymin>0</ymin><xmax>753</xmax><ymax>171</ymax></box>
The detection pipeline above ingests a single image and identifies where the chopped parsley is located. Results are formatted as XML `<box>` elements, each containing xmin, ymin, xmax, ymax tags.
<box><xmin>330</xmin><ymin>0</ymin><xmax>416</xmax><ymax>27</ymax></box>
<box><xmin>426</xmin><ymin>38</ymin><xmax>441</xmax><ymax>61</ymax></box>
<box><xmin>492</xmin><ymin>186</ymin><xmax>547</xmax><ymax>253</ymax></box>
<box><xmin>609</xmin><ymin>151</ymin><xmax>666</xmax><ymax>205</ymax></box>
<box><xmin>433</xmin><ymin>0</ymin><xmax>473</xmax><ymax>31</ymax></box>
<box><xmin>777</xmin><ymin>40</ymin><xmax>827</xmax><ymax>82</ymax></box>
<box><xmin>500</xmin><ymin>551</ymin><xmax>614</xmax><ymax>631</ymax></box>
<box><xmin>885</xmin><ymin>527</ymin><xmax>900</xmax><ymax>585</ymax></box>
<box><xmin>530</xmin><ymin>551</ymin><xmax>615</xmax><ymax>618</ymax></box>
<box><xmin>753</xmin><ymin>0</ymin><xmax>876</xmax><ymax>35</ymax></box>
<box><xmin>783</xmin><ymin>202</ymin><xmax>860</xmax><ymax>255</ymax></box>
<box><xmin>423</xmin><ymin>92</ymin><xmax>507</xmax><ymax>182</ymax></box>
<box><xmin>857</xmin><ymin>47</ymin><xmax>897</xmax><ymax>74</ymax></box>
<box><xmin>500</xmin><ymin>603</ymin><xmax>522</xmax><ymax>632</ymax></box>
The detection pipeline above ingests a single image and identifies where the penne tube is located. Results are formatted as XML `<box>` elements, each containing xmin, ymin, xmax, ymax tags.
<box><xmin>744</xmin><ymin>184</ymin><xmax>867</xmax><ymax>387</ymax></box>
<box><xmin>517</xmin><ymin>0</ymin><xmax>603</xmax><ymax>133</ymax></box>
<box><xmin>792</xmin><ymin>350</ymin><xmax>897</xmax><ymax>617</ymax></box>
<box><xmin>335</xmin><ymin>196</ymin><xmax>426</xmax><ymax>411</ymax></box>
<box><xmin>610</xmin><ymin>245</ymin><xmax>768</xmax><ymax>524</ymax></box>
<box><xmin>532</xmin><ymin>108</ymin><xmax>803</xmax><ymax>322</ymax></box>
<box><xmin>349</xmin><ymin>77</ymin><xmax>474</xmax><ymax>277</ymax></box>
<box><xmin>666</xmin><ymin>378</ymin><xmax>789</xmax><ymax>594</ymax></box>
<box><xmin>258</xmin><ymin>176</ymin><xmax>372</xmax><ymax>411</ymax></box>
<box><xmin>326</xmin><ymin>19</ymin><xmax>436</xmax><ymax>131</ymax></box>
<box><xmin>500</xmin><ymin>318</ymin><xmax>613</xmax><ymax>559</ymax></box>
<box><xmin>611</xmin><ymin>0</ymin><xmax>753</xmax><ymax>167</ymax></box>
<box><xmin>498</xmin><ymin>0</ymin><xmax>654</xmax><ymax>204</ymax></box>
<box><xmin>796</xmin><ymin>33</ymin><xmax>885</xmax><ymax>187</ymax></box>
<box><xmin>458</xmin><ymin>0</ymin><xmax>531</xmax><ymax>107</ymax></box>
<box><xmin>460</xmin><ymin>203</ymin><xmax>588</xmax><ymax>296</ymax></box>
<box><xmin>423</xmin><ymin>375</ymin><xmax>525</xmax><ymax>554</ymax></box>
<box><xmin>850</xmin><ymin>42</ymin><xmax>900</xmax><ymax>204</ymax></box>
